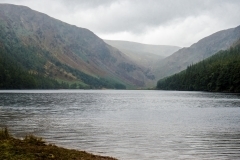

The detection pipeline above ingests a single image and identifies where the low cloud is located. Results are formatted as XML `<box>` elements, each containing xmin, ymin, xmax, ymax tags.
<box><xmin>1</xmin><ymin>0</ymin><xmax>240</xmax><ymax>46</ymax></box>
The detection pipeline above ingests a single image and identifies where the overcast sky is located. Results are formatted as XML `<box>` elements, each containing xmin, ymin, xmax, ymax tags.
<box><xmin>1</xmin><ymin>0</ymin><xmax>240</xmax><ymax>47</ymax></box>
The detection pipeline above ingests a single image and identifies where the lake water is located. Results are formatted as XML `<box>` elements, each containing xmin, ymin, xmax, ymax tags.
<box><xmin>0</xmin><ymin>90</ymin><xmax>240</xmax><ymax>159</ymax></box>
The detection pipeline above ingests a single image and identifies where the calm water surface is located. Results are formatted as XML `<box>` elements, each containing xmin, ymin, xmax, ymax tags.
<box><xmin>0</xmin><ymin>90</ymin><xmax>240</xmax><ymax>159</ymax></box>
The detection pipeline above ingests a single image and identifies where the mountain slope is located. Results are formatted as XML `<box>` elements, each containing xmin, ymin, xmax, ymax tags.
<box><xmin>104</xmin><ymin>40</ymin><xmax>180</xmax><ymax>68</ymax></box>
<box><xmin>0</xmin><ymin>4</ymin><xmax>154</xmax><ymax>88</ymax></box>
<box><xmin>156</xmin><ymin>42</ymin><xmax>240</xmax><ymax>93</ymax></box>
<box><xmin>153</xmin><ymin>25</ymin><xmax>240</xmax><ymax>80</ymax></box>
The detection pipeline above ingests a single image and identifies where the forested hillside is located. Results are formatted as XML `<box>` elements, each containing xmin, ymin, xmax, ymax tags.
<box><xmin>0</xmin><ymin>44</ymin><xmax>63</xmax><ymax>89</ymax></box>
<box><xmin>157</xmin><ymin>43</ymin><xmax>240</xmax><ymax>93</ymax></box>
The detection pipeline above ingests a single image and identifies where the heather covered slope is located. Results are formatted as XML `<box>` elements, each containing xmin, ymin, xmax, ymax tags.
<box><xmin>0</xmin><ymin>4</ymin><xmax>154</xmax><ymax>88</ymax></box>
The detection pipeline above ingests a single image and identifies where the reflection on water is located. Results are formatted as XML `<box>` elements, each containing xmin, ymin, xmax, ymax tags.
<box><xmin>0</xmin><ymin>90</ymin><xmax>240</xmax><ymax>159</ymax></box>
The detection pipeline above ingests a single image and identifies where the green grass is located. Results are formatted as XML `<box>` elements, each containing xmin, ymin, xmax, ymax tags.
<box><xmin>0</xmin><ymin>128</ymin><xmax>117</xmax><ymax>160</ymax></box>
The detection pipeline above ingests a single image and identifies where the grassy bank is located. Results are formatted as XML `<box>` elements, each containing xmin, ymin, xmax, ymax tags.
<box><xmin>0</xmin><ymin>128</ymin><xmax>117</xmax><ymax>160</ymax></box>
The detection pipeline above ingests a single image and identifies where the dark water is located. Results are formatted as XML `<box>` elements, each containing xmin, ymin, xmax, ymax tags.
<box><xmin>0</xmin><ymin>90</ymin><xmax>240</xmax><ymax>159</ymax></box>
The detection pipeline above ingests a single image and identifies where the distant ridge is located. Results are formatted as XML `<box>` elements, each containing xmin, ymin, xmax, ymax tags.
<box><xmin>104</xmin><ymin>40</ymin><xmax>180</xmax><ymax>75</ymax></box>
<box><xmin>104</xmin><ymin>40</ymin><xmax>180</xmax><ymax>57</ymax></box>
<box><xmin>153</xmin><ymin>25</ymin><xmax>240</xmax><ymax>81</ymax></box>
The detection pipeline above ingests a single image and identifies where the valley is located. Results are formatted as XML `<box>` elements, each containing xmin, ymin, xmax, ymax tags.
<box><xmin>1</xmin><ymin>2</ymin><xmax>240</xmax><ymax>160</ymax></box>
<box><xmin>0</xmin><ymin>4</ymin><xmax>240</xmax><ymax>90</ymax></box>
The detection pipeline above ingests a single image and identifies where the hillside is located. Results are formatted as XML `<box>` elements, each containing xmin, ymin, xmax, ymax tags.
<box><xmin>0</xmin><ymin>48</ymin><xmax>69</xmax><ymax>89</ymax></box>
<box><xmin>156</xmin><ymin>42</ymin><xmax>240</xmax><ymax>93</ymax></box>
<box><xmin>104</xmin><ymin>40</ymin><xmax>180</xmax><ymax>68</ymax></box>
<box><xmin>153</xmin><ymin>25</ymin><xmax>240</xmax><ymax>81</ymax></box>
<box><xmin>0</xmin><ymin>4</ymin><xmax>155</xmax><ymax>89</ymax></box>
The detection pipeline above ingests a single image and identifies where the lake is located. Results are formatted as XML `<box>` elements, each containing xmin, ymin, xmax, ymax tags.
<box><xmin>0</xmin><ymin>90</ymin><xmax>240</xmax><ymax>159</ymax></box>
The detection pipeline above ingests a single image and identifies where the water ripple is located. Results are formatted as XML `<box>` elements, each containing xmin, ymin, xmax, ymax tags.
<box><xmin>0</xmin><ymin>90</ymin><xmax>240</xmax><ymax>159</ymax></box>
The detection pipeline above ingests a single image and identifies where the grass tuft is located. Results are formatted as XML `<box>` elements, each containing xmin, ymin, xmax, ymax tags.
<box><xmin>24</xmin><ymin>134</ymin><xmax>46</xmax><ymax>146</ymax></box>
<box><xmin>0</xmin><ymin>127</ymin><xmax>11</xmax><ymax>140</ymax></box>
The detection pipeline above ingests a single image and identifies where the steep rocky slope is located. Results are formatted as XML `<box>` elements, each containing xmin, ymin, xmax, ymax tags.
<box><xmin>0</xmin><ymin>4</ymin><xmax>154</xmax><ymax>88</ymax></box>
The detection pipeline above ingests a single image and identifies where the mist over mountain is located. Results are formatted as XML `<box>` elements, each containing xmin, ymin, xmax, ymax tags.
<box><xmin>104</xmin><ymin>40</ymin><xmax>180</xmax><ymax>69</ymax></box>
<box><xmin>1</xmin><ymin>4</ymin><xmax>240</xmax><ymax>89</ymax></box>
<box><xmin>104</xmin><ymin>40</ymin><xmax>180</xmax><ymax>57</ymax></box>
<box><xmin>0</xmin><ymin>4</ymin><xmax>155</xmax><ymax>89</ymax></box>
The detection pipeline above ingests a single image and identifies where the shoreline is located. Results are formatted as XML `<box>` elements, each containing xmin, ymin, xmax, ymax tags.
<box><xmin>0</xmin><ymin>128</ymin><xmax>117</xmax><ymax>160</ymax></box>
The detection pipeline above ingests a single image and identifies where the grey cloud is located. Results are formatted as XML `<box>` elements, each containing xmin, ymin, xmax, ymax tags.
<box><xmin>67</xmin><ymin>0</ymin><xmax>208</xmax><ymax>33</ymax></box>
<box><xmin>1</xmin><ymin>0</ymin><xmax>240</xmax><ymax>46</ymax></box>
<box><xmin>2</xmin><ymin>0</ymin><xmax>240</xmax><ymax>34</ymax></box>
<box><xmin>50</xmin><ymin>0</ymin><xmax>240</xmax><ymax>34</ymax></box>
<box><xmin>59</xmin><ymin>0</ymin><xmax>115</xmax><ymax>9</ymax></box>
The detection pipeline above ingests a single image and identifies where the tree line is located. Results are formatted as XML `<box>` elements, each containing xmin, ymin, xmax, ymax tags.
<box><xmin>157</xmin><ymin>45</ymin><xmax>240</xmax><ymax>93</ymax></box>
